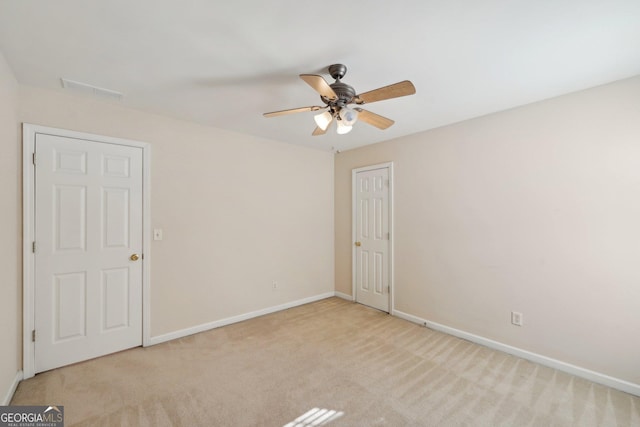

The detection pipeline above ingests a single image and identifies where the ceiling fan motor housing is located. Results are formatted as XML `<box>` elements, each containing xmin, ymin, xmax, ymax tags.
<box><xmin>325</xmin><ymin>64</ymin><xmax>356</xmax><ymax>106</ymax></box>
<box><xmin>329</xmin><ymin>81</ymin><xmax>356</xmax><ymax>105</ymax></box>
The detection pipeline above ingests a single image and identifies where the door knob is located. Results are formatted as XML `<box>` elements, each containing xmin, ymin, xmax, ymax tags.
<box><xmin>130</xmin><ymin>254</ymin><xmax>140</xmax><ymax>261</ymax></box>
<box><xmin>355</xmin><ymin>241</ymin><xmax>361</xmax><ymax>247</ymax></box>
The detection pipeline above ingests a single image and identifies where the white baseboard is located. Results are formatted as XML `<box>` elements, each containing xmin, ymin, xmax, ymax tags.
<box><xmin>334</xmin><ymin>291</ymin><xmax>353</xmax><ymax>301</ymax></box>
<box><xmin>393</xmin><ymin>310</ymin><xmax>640</xmax><ymax>397</ymax></box>
<box><xmin>394</xmin><ymin>310</ymin><xmax>426</xmax><ymax>326</ymax></box>
<box><xmin>2</xmin><ymin>370</ymin><xmax>23</xmax><ymax>405</ymax></box>
<box><xmin>147</xmin><ymin>292</ymin><xmax>335</xmax><ymax>346</ymax></box>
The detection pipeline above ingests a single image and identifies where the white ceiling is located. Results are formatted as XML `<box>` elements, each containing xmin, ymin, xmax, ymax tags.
<box><xmin>1</xmin><ymin>0</ymin><xmax>639</xmax><ymax>152</ymax></box>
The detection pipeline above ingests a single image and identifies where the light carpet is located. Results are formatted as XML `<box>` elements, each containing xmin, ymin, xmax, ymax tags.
<box><xmin>11</xmin><ymin>297</ymin><xmax>640</xmax><ymax>426</ymax></box>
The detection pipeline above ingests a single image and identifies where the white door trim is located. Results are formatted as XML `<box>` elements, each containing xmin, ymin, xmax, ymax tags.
<box><xmin>351</xmin><ymin>162</ymin><xmax>394</xmax><ymax>314</ymax></box>
<box><xmin>22</xmin><ymin>123</ymin><xmax>151</xmax><ymax>379</ymax></box>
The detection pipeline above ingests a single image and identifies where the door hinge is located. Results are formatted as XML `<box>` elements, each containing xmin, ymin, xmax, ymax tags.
<box><xmin>387</xmin><ymin>286</ymin><xmax>390</xmax><ymax>293</ymax></box>
<box><xmin>32</xmin><ymin>241</ymin><xmax>36</xmax><ymax>253</ymax></box>
<box><xmin>387</xmin><ymin>232</ymin><xmax>390</xmax><ymax>240</ymax></box>
<box><xmin>32</xmin><ymin>152</ymin><xmax>36</xmax><ymax>165</ymax></box>
<box><xmin>32</xmin><ymin>330</ymin><xmax>36</xmax><ymax>342</ymax></box>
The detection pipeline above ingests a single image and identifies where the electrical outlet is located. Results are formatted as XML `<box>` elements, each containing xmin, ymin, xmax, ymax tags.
<box><xmin>272</xmin><ymin>281</ymin><xmax>278</xmax><ymax>289</ymax></box>
<box><xmin>511</xmin><ymin>311</ymin><xmax>523</xmax><ymax>326</ymax></box>
<box><xmin>153</xmin><ymin>229</ymin><xmax>163</xmax><ymax>241</ymax></box>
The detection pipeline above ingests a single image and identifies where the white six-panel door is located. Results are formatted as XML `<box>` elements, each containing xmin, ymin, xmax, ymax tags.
<box><xmin>34</xmin><ymin>133</ymin><xmax>143</xmax><ymax>373</ymax></box>
<box><xmin>354</xmin><ymin>167</ymin><xmax>390</xmax><ymax>312</ymax></box>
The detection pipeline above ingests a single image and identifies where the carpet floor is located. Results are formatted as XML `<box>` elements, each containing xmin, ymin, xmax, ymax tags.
<box><xmin>11</xmin><ymin>297</ymin><xmax>640</xmax><ymax>426</ymax></box>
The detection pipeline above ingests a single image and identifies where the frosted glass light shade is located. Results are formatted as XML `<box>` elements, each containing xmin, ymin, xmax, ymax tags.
<box><xmin>314</xmin><ymin>111</ymin><xmax>333</xmax><ymax>131</ymax></box>
<box><xmin>339</xmin><ymin>107</ymin><xmax>358</xmax><ymax>126</ymax></box>
<box><xmin>337</xmin><ymin>120</ymin><xmax>353</xmax><ymax>134</ymax></box>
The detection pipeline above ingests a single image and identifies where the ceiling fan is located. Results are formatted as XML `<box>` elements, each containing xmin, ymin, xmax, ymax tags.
<box><xmin>263</xmin><ymin>64</ymin><xmax>416</xmax><ymax>136</ymax></box>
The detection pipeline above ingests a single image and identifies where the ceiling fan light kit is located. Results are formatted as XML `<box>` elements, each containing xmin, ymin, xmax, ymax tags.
<box><xmin>336</xmin><ymin>121</ymin><xmax>353</xmax><ymax>135</ymax></box>
<box><xmin>263</xmin><ymin>64</ymin><xmax>416</xmax><ymax>136</ymax></box>
<box><xmin>314</xmin><ymin>111</ymin><xmax>333</xmax><ymax>131</ymax></box>
<box><xmin>339</xmin><ymin>107</ymin><xmax>358</xmax><ymax>126</ymax></box>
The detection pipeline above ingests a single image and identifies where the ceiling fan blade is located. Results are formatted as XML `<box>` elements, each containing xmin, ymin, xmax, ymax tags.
<box><xmin>354</xmin><ymin>80</ymin><xmax>416</xmax><ymax>104</ymax></box>
<box><xmin>312</xmin><ymin>126</ymin><xmax>328</xmax><ymax>136</ymax></box>
<box><xmin>263</xmin><ymin>106</ymin><xmax>324</xmax><ymax>117</ymax></box>
<box><xmin>300</xmin><ymin>74</ymin><xmax>338</xmax><ymax>100</ymax></box>
<box><xmin>354</xmin><ymin>108</ymin><xmax>395</xmax><ymax>130</ymax></box>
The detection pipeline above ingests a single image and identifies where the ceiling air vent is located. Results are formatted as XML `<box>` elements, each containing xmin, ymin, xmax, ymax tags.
<box><xmin>60</xmin><ymin>78</ymin><xmax>124</xmax><ymax>101</ymax></box>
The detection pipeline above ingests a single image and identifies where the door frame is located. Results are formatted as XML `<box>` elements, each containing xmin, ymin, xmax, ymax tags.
<box><xmin>22</xmin><ymin>123</ymin><xmax>152</xmax><ymax>379</ymax></box>
<box><xmin>351</xmin><ymin>162</ymin><xmax>394</xmax><ymax>314</ymax></box>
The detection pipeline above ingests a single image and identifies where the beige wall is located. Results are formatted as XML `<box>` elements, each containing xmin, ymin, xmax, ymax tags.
<box><xmin>0</xmin><ymin>51</ymin><xmax>20</xmax><ymax>402</ymax></box>
<box><xmin>335</xmin><ymin>76</ymin><xmax>640</xmax><ymax>384</ymax></box>
<box><xmin>18</xmin><ymin>85</ymin><xmax>334</xmax><ymax>337</ymax></box>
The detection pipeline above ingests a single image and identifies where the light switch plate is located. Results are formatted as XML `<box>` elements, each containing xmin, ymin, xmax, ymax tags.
<box><xmin>153</xmin><ymin>229</ymin><xmax>163</xmax><ymax>241</ymax></box>
<box><xmin>511</xmin><ymin>311</ymin><xmax>523</xmax><ymax>326</ymax></box>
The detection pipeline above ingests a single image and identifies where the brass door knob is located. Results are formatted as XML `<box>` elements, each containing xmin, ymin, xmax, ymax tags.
<box><xmin>355</xmin><ymin>241</ymin><xmax>361</xmax><ymax>247</ymax></box>
<box><xmin>130</xmin><ymin>254</ymin><xmax>140</xmax><ymax>261</ymax></box>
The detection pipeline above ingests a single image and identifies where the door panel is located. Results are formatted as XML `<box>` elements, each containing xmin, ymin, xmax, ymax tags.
<box><xmin>54</xmin><ymin>185</ymin><xmax>86</xmax><ymax>251</ymax></box>
<box><xmin>35</xmin><ymin>133</ymin><xmax>143</xmax><ymax>373</ymax></box>
<box><xmin>355</xmin><ymin>167</ymin><xmax>390</xmax><ymax>312</ymax></box>
<box><xmin>102</xmin><ymin>268</ymin><xmax>130</xmax><ymax>331</ymax></box>
<box><xmin>103</xmin><ymin>187</ymin><xmax>130</xmax><ymax>248</ymax></box>
<box><xmin>54</xmin><ymin>272</ymin><xmax>87</xmax><ymax>341</ymax></box>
